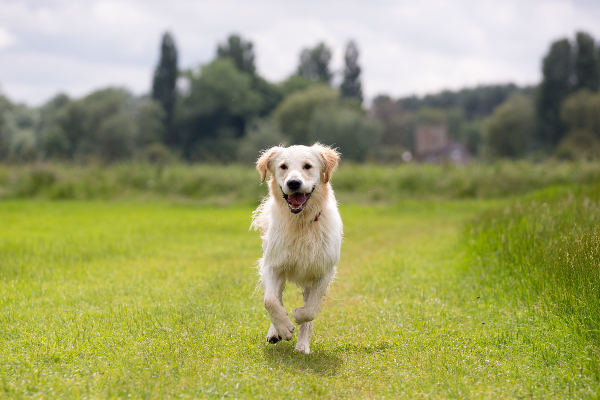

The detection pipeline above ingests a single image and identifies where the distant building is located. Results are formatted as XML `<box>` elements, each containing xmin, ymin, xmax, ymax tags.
<box><xmin>415</xmin><ymin>124</ymin><xmax>470</xmax><ymax>165</ymax></box>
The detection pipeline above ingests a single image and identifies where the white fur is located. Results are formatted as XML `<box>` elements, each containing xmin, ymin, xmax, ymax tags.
<box><xmin>251</xmin><ymin>144</ymin><xmax>342</xmax><ymax>354</ymax></box>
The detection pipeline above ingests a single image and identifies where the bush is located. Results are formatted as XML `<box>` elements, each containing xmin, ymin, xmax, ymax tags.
<box><xmin>556</xmin><ymin>129</ymin><xmax>600</xmax><ymax>160</ymax></box>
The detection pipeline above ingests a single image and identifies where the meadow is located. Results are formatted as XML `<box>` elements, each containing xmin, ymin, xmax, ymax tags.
<box><xmin>1</xmin><ymin>162</ymin><xmax>599</xmax><ymax>398</ymax></box>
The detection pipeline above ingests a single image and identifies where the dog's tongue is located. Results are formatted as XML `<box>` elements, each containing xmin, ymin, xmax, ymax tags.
<box><xmin>288</xmin><ymin>192</ymin><xmax>307</xmax><ymax>206</ymax></box>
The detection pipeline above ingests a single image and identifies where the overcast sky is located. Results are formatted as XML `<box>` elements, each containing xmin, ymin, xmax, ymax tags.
<box><xmin>1</xmin><ymin>0</ymin><xmax>599</xmax><ymax>106</ymax></box>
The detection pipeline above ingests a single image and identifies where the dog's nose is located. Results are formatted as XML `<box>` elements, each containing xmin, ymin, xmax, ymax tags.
<box><xmin>287</xmin><ymin>179</ymin><xmax>302</xmax><ymax>191</ymax></box>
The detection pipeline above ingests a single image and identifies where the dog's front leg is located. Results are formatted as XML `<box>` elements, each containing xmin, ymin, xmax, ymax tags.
<box><xmin>292</xmin><ymin>273</ymin><xmax>332</xmax><ymax>325</ymax></box>
<box><xmin>263</xmin><ymin>268</ymin><xmax>295</xmax><ymax>341</ymax></box>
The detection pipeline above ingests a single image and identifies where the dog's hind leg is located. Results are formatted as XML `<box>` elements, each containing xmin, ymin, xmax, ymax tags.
<box><xmin>263</xmin><ymin>268</ymin><xmax>295</xmax><ymax>341</ymax></box>
<box><xmin>292</xmin><ymin>272</ymin><xmax>333</xmax><ymax>325</ymax></box>
<box><xmin>295</xmin><ymin>321</ymin><xmax>313</xmax><ymax>354</ymax></box>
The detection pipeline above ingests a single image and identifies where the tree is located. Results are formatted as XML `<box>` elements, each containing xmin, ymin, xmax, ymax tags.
<box><xmin>279</xmin><ymin>75</ymin><xmax>315</xmax><ymax>97</ymax></box>
<box><xmin>237</xmin><ymin>119</ymin><xmax>287</xmax><ymax>163</ymax></box>
<box><xmin>340</xmin><ymin>40</ymin><xmax>363</xmax><ymax>102</ymax></box>
<box><xmin>485</xmin><ymin>94</ymin><xmax>536</xmax><ymax>158</ymax></box>
<box><xmin>371</xmin><ymin>95</ymin><xmax>410</xmax><ymax>148</ymax></box>
<box><xmin>574</xmin><ymin>31</ymin><xmax>600</xmax><ymax>91</ymax></box>
<box><xmin>37</xmin><ymin>93</ymin><xmax>71</xmax><ymax>159</ymax></box>
<box><xmin>47</xmin><ymin>88</ymin><xmax>142</xmax><ymax>162</ymax></box>
<box><xmin>152</xmin><ymin>31</ymin><xmax>178</xmax><ymax>146</ymax></box>
<box><xmin>308</xmin><ymin>106</ymin><xmax>380</xmax><ymax>161</ymax></box>
<box><xmin>297</xmin><ymin>42</ymin><xmax>333</xmax><ymax>84</ymax></box>
<box><xmin>0</xmin><ymin>95</ymin><xmax>13</xmax><ymax>159</ymax></box>
<box><xmin>217</xmin><ymin>34</ymin><xmax>281</xmax><ymax>116</ymax></box>
<box><xmin>217</xmin><ymin>34</ymin><xmax>256</xmax><ymax>75</ymax></box>
<box><xmin>176</xmin><ymin>59</ymin><xmax>263</xmax><ymax>160</ymax></box>
<box><xmin>536</xmin><ymin>38</ymin><xmax>573</xmax><ymax>148</ymax></box>
<box><xmin>135</xmin><ymin>98</ymin><xmax>165</xmax><ymax>147</ymax></box>
<box><xmin>273</xmin><ymin>85</ymin><xmax>338</xmax><ymax>144</ymax></box>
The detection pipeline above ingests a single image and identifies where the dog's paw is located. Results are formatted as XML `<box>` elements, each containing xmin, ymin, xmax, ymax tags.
<box><xmin>267</xmin><ymin>334</ymin><xmax>281</xmax><ymax>343</ymax></box>
<box><xmin>275</xmin><ymin>319</ymin><xmax>295</xmax><ymax>341</ymax></box>
<box><xmin>266</xmin><ymin>324</ymin><xmax>281</xmax><ymax>344</ymax></box>
<box><xmin>293</xmin><ymin>307</ymin><xmax>315</xmax><ymax>324</ymax></box>
<box><xmin>294</xmin><ymin>341</ymin><xmax>310</xmax><ymax>354</ymax></box>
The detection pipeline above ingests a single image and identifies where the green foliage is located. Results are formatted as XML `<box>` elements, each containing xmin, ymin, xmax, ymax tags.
<box><xmin>62</xmin><ymin>88</ymin><xmax>139</xmax><ymax>161</ymax></box>
<box><xmin>9</xmin><ymin>129</ymin><xmax>38</xmax><ymax>162</ymax></box>
<box><xmin>279</xmin><ymin>75</ymin><xmax>316</xmax><ymax>97</ymax></box>
<box><xmin>2</xmin><ymin>161</ymin><xmax>600</xmax><ymax>203</ymax></box>
<box><xmin>297</xmin><ymin>42</ymin><xmax>333</xmax><ymax>84</ymax></box>
<box><xmin>574</xmin><ymin>31</ymin><xmax>600</xmax><ymax>91</ymax></box>
<box><xmin>217</xmin><ymin>34</ymin><xmax>256</xmax><ymax>75</ymax></box>
<box><xmin>371</xmin><ymin>95</ymin><xmax>414</xmax><ymax>150</ymax></box>
<box><xmin>340</xmin><ymin>40</ymin><xmax>363</xmax><ymax>102</ymax></box>
<box><xmin>138</xmin><ymin>142</ymin><xmax>176</xmax><ymax>165</ymax></box>
<box><xmin>537</xmin><ymin>39</ymin><xmax>573</xmax><ymax>147</ymax></box>
<box><xmin>135</xmin><ymin>98</ymin><xmax>166</xmax><ymax>147</ymax></box>
<box><xmin>38</xmin><ymin>94</ymin><xmax>71</xmax><ymax>159</ymax></box>
<box><xmin>557</xmin><ymin>129</ymin><xmax>600</xmax><ymax>160</ymax></box>
<box><xmin>152</xmin><ymin>31</ymin><xmax>178</xmax><ymax>146</ymax></box>
<box><xmin>0</xmin><ymin>97</ymin><xmax>40</xmax><ymax>161</ymax></box>
<box><xmin>251</xmin><ymin>75</ymin><xmax>283</xmax><ymax>117</ymax></box>
<box><xmin>557</xmin><ymin>90</ymin><xmax>600</xmax><ymax>159</ymax></box>
<box><xmin>237</xmin><ymin>119</ymin><xmax>287</xmax><ymax>164</ymax></box>
<box><xmin>560</xmin><ymin>89</ymin><xmax>600</xmax><ymax>136</ymax></box>
<box><xmin>308</xmin><ymin>107</ymin><xmax>379</xmax><ymax>161</ymax></box>
<box><xmin>177</xmin><ymin>59</ymin><xmax>263</xmax><ymax>160</ymax></box>
<box><xmin>273</xmin><ymin>85</ymin><xmax>338</xmax><ymax>144</ymax></box>
<box><xmin>400</xmin><ymin>84</ymin><xmax>528</xmax><ymax>120</ymax></box>
<box><xmin>485</xmin><ymin>94</ymin><xmax>535</xmax><ymax>158</ymax></box>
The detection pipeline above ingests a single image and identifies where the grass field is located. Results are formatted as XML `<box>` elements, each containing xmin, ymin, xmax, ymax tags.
<box><xmin>1</xmin><ymin>181</ymin><xmax>599</xmax><ymax>398</ymax></box>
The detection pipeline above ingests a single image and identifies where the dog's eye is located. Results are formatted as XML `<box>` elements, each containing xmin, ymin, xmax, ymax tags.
<box><xmin>280</xmin><ymin>164</ymin><xmax>288</xmax><ymax>170</ymax></box>
<box><xmin>303</xmin><ymin>164</ymin><xmax>312</xmax><ymax>170</ymax></box>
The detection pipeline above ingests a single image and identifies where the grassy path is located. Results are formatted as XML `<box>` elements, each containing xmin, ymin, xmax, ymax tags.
<box><xmin>0</xmin><ymin>200</ymin><xmax>597</xmax><ymax>398</ymax></box>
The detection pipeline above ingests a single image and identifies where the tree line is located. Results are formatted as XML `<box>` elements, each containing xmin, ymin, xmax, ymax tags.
<box><xmin>0</xmin><ymin>30</ymin><xmax>598</xmax><ymax>164</ymax></box>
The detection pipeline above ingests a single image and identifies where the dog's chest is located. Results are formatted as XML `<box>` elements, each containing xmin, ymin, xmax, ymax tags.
<box><xmin>264</xmin><ymin>219</ymin><xmax>338</xmax><ymax>282</ymax></box>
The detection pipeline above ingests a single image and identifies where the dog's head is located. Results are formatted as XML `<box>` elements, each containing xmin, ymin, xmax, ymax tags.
<box><xmin>256</xmin><ymin>143</ymin><xmax>340</xmax><ymax>214</ymax></box>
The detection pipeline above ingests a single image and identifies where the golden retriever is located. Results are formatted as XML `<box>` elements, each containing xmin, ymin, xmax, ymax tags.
<box><xmin>251</xmin><ymin>143</ymin><xmax>343</xmax><ymax>354</ymax></box>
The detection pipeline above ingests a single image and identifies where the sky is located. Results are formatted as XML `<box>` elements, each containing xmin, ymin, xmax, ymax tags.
<box><xmin>1</xmin><ymin>0</ymin><xmax>599</xmax><ymax>106</ymax></box>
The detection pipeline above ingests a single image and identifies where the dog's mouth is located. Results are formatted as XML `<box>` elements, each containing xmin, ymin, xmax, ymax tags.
<box><xmin>281</xmin><ymin>187</ymin><xmax>314</xmax><ymax>214</ymax></box>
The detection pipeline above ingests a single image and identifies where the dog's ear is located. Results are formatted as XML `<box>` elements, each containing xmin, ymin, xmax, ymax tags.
<box><xmin>313</xmin><ymin>143</ymin><xmax>340</xmax><ymax>183</ymax></box>
<box><xmin>256</xmin><ymin>147</ymin><xmax>281</xmax><ymax>183</ymax></box>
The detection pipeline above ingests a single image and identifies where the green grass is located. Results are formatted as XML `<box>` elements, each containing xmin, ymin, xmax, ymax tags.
<box><xmin>1</xmin><ymin>189</ymin><xmax>599</xmax><ymax>398</ymax></box>
<box><xmin>2</xmin><ymin>160</ymin><xmax>600</xmax><ymax>203</ymax></box>
<box><xmin>465</xmin><ymin>183</ymin><xmax>600</xmax><ymax>367</ymax></box>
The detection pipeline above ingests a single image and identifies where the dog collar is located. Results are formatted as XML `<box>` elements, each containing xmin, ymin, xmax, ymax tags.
<box><xmin>313</xmin><ymin>211</ymin><xmax>322</xmax><ymax>222</ymax></box>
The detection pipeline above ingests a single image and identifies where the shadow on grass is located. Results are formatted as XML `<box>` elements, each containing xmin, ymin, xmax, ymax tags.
<box><xmin>262</xmin><ymin>341</ymin><xmax>343</xmax><ymax>377</ymax></box>
<box><xmin>262</xmin><ymin>340</ymin><xmax>392</xmax><ymax>376</ymax></box>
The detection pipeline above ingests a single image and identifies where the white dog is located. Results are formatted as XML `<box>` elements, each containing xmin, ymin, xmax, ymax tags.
<box><xmin>251</xmin><ymin>143</ymin><xmax>343</xmax><ymax>354</ymax></box>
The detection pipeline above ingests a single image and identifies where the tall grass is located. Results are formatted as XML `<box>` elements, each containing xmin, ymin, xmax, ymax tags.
<box><xmin>1</xmin><ymin>161</ymin><xmax>600</xmax><ymax>203</ymax></box>
<box><xmin>466</xmin><ymin>183</ymin><xmax>600</xmax><ymax>349</ymax></box>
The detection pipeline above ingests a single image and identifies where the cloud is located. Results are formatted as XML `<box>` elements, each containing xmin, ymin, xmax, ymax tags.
<box><xmin>0</xmin><ymin>26</ymin><xmax>16</xmax><ymax>49</ymax></box>
<box><xmin>1</xmin><ymin>0</ymin><xmax>599</xmax><ymax>105</ymax></box>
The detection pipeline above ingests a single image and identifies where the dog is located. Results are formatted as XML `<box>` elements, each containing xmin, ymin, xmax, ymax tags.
<box><xmin>251</xmin><ymin>143</ymin><xmax>343</xmax><ymax>354</ymax></box>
